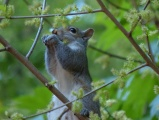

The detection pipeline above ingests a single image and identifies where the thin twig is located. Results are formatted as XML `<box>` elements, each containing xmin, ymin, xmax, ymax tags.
<box><xmin>26</xmin><ymin>0</ymin><xmax>46</xmax><ymax>59</ymax></box>
<box><xmin>104</xmin><ymin>107</ymin><xmax>115</xmax><ymax>120</ymax></box>
<box><xmin>145</xmin><ymin>34</ymin><xmax>155</xmax><ymax>63</ymax></box>
<box><xmin>58</xmin><ymin>108</ymin><xmax>69</xmax><ymax>120</ymax></box>
<box><xmin>96</xmin><ymin>0</ymin><xmax>159</xmax><ymax>74</ymax></box>
<box><xmin>129</xmin><ymin>16</ymin><xmax>141</xmax><ymax>35</ymax></box>
<box><xmin>0</xmin><ymin>35</ymin><xmax>71</xmax><ymax>108</ymax></box>
<box><xmin>89</xmin><ymin>45</ymin><xmax>144</xmax><ymax>63</ymax></box>
<box><xmin>0</xmin><ymin>0</ymin><xmax>9</xmax><ymax>22</ymax></box>
<box><xmin>85</xmin><ymin>64</ymin><xmax>147</xmax><ymax>100</ymax></box>
<box><xmin>43</xmin><ymin>18</ymin><xmax>52</xmax><ymax>26</ymax></box>
<box><xmin>107</xmin><ymin>0</ymin><xmax>128</xmax><ymax>11</ymax></box>
<box><xmin>24</xmin><ymin>81</ymin><xmax>115</xmax><ymax>119</ymax></box>
<box><xmin>131</xmin><ymin>0</ymin><xmax>138</xmax><ymax>10</ymax></box>
<box><xmin>24</xmin><ymin>98</ymin><xmax>83</xmax><ymax>120</ymax></box>
<box><xmin>23</xmin><ymin>0</ymin><xmax>30</xmax><ymax>5</ymax></box>
<box><xmin>129</xmin><ymin>0</ymin><xmax>151</xmax><ymax>34</ymax></box>
<box><xmin>22</xmin><ymin>0</ymin><xmax>52</xmax><ymax>27</ymax></box>
<box><xmin>143</xmin><ymin>0</ymin><xmax>151</xmax><ymax>10</ymax></box>
<box><xmin>0</xmin><ymin>48</ymin><xmax>6</xmax><ymax>52</ymax></box>
<box><xmin>23</xmin><ymin>101</ymin><xmax>70</xmax><ymax>119</ymax></box>
<box><xmin>0</xmin><ymin>36</ymin><xmax>86</xmax><ymax>120</ymax></box>
<box><xmin>0</xmin><ymin>9</ymin><xmax>102</xmax><ymax>19</ymax></box>
<box><xmin>24</xmin><ymin>63</ymin><xmax>147</xmax><ymax>119</ymax></box>
<box><xmin>127</xmin><ymin>63</ymin><xmax>147</xmax><ymax>74</ymax></box>
<box><xmin>4</xmin><ymin>0</ymin><xmax>9</xmax><ymax>5</ymax></box>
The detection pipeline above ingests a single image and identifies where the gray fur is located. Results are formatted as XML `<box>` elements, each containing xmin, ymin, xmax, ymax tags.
<box><xmin>42</xmin><ymin>27</ymin><xmax>100</xmax><ymax>119</ymax></box>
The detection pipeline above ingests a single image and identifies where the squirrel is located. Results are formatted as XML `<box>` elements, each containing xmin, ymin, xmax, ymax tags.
<box><xmin>42</xmin><ymin>26</ymin><xmax>100</xmax><ymax>120</ymax></box>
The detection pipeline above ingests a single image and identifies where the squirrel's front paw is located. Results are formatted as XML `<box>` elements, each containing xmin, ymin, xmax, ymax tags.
<box><xmin>80</xmin><ymin>108</ymin><xmax>89</xmax><ymax>117</ymax></box>
<box><xmin>42</xmin><ymin>34</ymin><xmax>59</xmax><ymax>46</ymax></box>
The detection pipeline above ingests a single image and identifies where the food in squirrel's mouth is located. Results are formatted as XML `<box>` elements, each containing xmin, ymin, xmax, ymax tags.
<box><xmin>52</xmin><ymin>29</ymin><xmax>57</xmax><ymax>34</ymax></box>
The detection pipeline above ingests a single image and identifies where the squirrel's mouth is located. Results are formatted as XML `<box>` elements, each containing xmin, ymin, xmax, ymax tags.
<box><xmin>52</xmin><ymin>29</ymin><xmax>63</xmax><ymax>41</ymax></box>
<box><xmin>52</xmin><ymin>29</ymin><xmax>57</xmax><ymax>34</ymax></box>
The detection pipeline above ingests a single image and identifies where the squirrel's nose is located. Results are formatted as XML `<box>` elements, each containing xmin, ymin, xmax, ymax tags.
<box><xmin>52</xmin><ymin>29</ymin><xmax>57</xmax><ymax>34</ymax></box>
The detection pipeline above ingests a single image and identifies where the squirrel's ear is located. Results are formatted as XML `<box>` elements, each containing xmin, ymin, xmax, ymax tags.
<box><xmin>83</xmin><ymin>28</ymin><xmax>94</xmax><ymax>41</ymax></box>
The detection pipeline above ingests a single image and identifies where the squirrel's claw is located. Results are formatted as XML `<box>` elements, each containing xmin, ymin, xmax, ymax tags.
<box><xmin>42</xmin><ymin>34</ymin><xmax>59</xmax><ymax>46</ymax></box>
<box><xmin>42</xmin><ymin>35</ymin><xmax>49</xmax><ymax>45</ymax></box>
<box><xmin>80</xmin><ymin>108</ymin><xmax>89</xmax><ymax>117</ymax></box>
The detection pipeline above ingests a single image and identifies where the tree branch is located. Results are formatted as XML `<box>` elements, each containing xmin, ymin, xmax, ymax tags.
<box><xmin>23</xmin><ymin>0</ymin><xmax>30</xmax><ymax>5</ymax></box>
<box><xmin>58</xmin><ymin>108</ymin><xmax>69</xmax><ymax>120</ymax></box>
<box><xmin>22</xmin><ymin>0</ymin><xmax>53</xmax><ymax>27</ymax></box>
<box><xmin>85</xmin><ymin>63</ymin><xmax>147</xmax><ymax>101</ymax></box>
<box><xmin>24</xmin><ymin>63</ymin><xmax>147</xmax><ymax>119</ymax></box>
<box><xmin>0</xmin><ymin>35</ymin><xmax>70</xmax><ymax>107</ymax></box>
<box><xmin>89</xmin><ymin>45</ymin><xmax>144</xmax><ymax>63</ymax></box>
<box><xmin>96</xmin><ymin>0</ymin><xmax>159</xmax><ymax>75</ymax></box>
<box><xmin>0</xmin><ymin>47</ymin><xmax>6</xmax><ymax>52</ymax></box>
<box><xmin>145</xmin><ymin>34</ymin><xmax>155</xmax><ymax>63</ymax></box>
<box><xmin>107</xmin><ymin>0</ymin><xmax>129</xmax><ymax>11</ymax></box>
<box><xmin>143</xmin><ymin>0</ymin><xmax>151</xmax><ymax>10</ymax></box>
<box><xmin>0</xmin><ymin>36</ymin><xmax>86</xmax><ymax>120</ymax></box>
<box><xmin>131</xmin><ymin>0</ymin><xmax>138</xmax><ymax>10</ymax></box>
<box><xmin>127</xmin><ymin>63</ymin><xmax>147</xmax><ymax>74</ymax></box>
<box><xmin>129</xmin><ymin>0</ymin><xmax>151</xmax><ymax>34</ymax></box>
<box><xmin>0</xmin><ymin>9</ymin><xmax>102</xmax><ymax>19</ymax></box>
<box><xmin>4</xmin><ymin>0</ymin><xmax>10</xmax><ymax>5</ymax></box>
<box><xmin>26</xmin><ymin>0</ymin><xmax>46</xmax><ymax>59</ymax></box>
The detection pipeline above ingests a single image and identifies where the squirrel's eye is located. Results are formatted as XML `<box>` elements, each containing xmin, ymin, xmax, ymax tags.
<box><xmin>69</xmin><ymin>27</ymin><xmax>77</xmax><ymax>34</ymax></box>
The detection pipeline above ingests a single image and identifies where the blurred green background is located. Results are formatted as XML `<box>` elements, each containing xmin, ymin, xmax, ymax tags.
<box><xmin>0</xmin><ymin>0</ymin><xmax>159</xmax><ymax>119</ymax></box>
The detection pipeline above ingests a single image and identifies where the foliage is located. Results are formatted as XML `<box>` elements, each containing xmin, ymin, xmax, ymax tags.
<box><xmin>0</xmin><ymin>0</ymin><xmax>159</xmax><ymax>120</ymax></box>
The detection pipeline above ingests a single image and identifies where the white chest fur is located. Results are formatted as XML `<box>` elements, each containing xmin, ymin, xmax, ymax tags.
<box><xmin>47</xmin><ymin>59</ymin><xmax>82</xmax><ymax>120</ymax></box>
<box><xmin>68</xmin><ymin>41</ymin><xmax>84</xmax><ymax>51</ymax></box>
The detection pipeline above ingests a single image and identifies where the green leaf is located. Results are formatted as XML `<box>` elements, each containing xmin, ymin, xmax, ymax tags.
<box><xmin>117</xmin><ymin>72</ymin><xmax>159</xmax><ymax>118</ymax></box>
<box><xmin>0</xmin><ymin>5</ymin><xmax>6</xmax><ymax>12</ymax></box>
<box><xmin>12</xmin><ymin>87</ymin><xmax>52</xmax><ymax>114</ymax></box>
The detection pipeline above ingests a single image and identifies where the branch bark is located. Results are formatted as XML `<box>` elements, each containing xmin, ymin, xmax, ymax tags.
<box><xmin>0</xmin><ymin>47</ymin><xmax>6</xmax><ymax>52</ymax></box>
<box><xmin>0</xmin><ymin>36</ymin><xmax>86</xmax><ymax>120</ymax></box>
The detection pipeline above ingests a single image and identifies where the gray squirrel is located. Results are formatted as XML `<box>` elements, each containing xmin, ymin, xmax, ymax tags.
<box><xmin>42</xmin><ymin>26</ymin><xmax>100</xmax><ymax>120</ymax></box>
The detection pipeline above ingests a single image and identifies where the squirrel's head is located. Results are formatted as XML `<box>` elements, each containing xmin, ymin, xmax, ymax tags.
<box><xmin>52</xmin><ymin>26</ymin><xmax>94</xmax><ymax>43</ymax></box>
